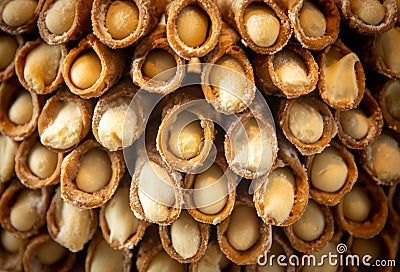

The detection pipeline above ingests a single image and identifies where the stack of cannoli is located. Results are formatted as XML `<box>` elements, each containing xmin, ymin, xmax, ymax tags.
<box><xmin>1</xmin><ymin>0</ymin><xmax>400</xmax><ymax>271</ymax></box>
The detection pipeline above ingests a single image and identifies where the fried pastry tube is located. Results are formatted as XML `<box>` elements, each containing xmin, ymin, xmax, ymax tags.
<box><xmin>15</xmin><ymin>38</ymin><xmax>67</xmax><ymax>95</ymax></box>
<box><xmin>0</xmin><ymin>31</ymin><xmax>23</xmax><ymax>81</ymax></box>
<box><xmin>386</xmin><ymin>184</ymin><xmax>400</xmax><ymax>235</ymax></box>
<box><xmin>0</xmin><ymin>134</ymin><xmax>18</xmax><ymax>183</ymax></box>
<box><xmin>0</xmin><ymin>226</ymin><xmax>28</xmax><ymax>272</ymax></box>
<box><xmin>131</xmin><ymin>25</ymin><xmax>186</xmax><ymax>94</ymax></box>
<box><xmin>60</xmin><ymin>139</ymin><xmax>125</xmax><ymax>209</ymax></box>
<box><xmin>374</xmin><ymin>79</ymin><xmax>400</xmax><ymax>133</ymax></box>
<box><xmin>37</xmin><ymin>0</ymin><xmax>92</xmax><ymax>44</ymax></box>
<box><xmin>92</xmin><ymin>0</ymin><xmax>168</xmax><ymax>49</ymax></box>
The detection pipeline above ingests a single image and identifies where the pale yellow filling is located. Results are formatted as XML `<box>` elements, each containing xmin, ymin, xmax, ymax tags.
<box><xmin>168</xmin><ymin>111</ymin><xmax>203</xmax><ymax>160</ymax></box>
<box><xmin>193</xmin><ymin>164</ymin><xmax>228</xmax><ymax>215</ymax></box>
<box><xmin>105</xmin><ymin>1</ymin><xmax>139</xmax><ymax>40</ymax></box>
<box><xmin>142</xmin><ymin>49</ymin><xmax>177</xmax><ymax>81</ymax></box>
<box><xmin>209</xmin><ymin>55</ymin><xmax>247</xmax><ymax>110</ymax></box>
<box><xmin>244</xmin><ymin>3</ymin><xmax>280</xmax><ymax>47</ymax></box>
<box><xmin>311</xmin><ymin>147</ymin><xmax>349</xmax><ymax>193</ymax></box>
<box><xmin>292</xmin><ymin>200</ymin><xmax>325</xmax><ymax>241</ymax></box>
<box><xmin>1</xmin><ymin>0</ymin><xmax>37</xmax><ymax>27</ymax></box>
<box><xmin>340</xmin><ymin>108</ymin><xmax>370</xmax><ymax>139</ymax></box>
<box><xmin>176</xmin><ymin>5</ymin><xmax>209</xmax><ymax>47</ymax></box>
<box><xmin>343</xmin><ymin>185</ymin><xmax>371</xmax><ymax>222</ymax></box>
<box><xmin>232</xmin><ymin>118</ymin><xmax>274</xmax><ymax>172</ymax></box>
<box><xmin>227</xmin><ymin>205</ymin><xmax>259</xmax><ymax>251</ymax></box>
<box><xmin>35</xmin><ymin>239</ymin><xmax>67</xmax><ymax>266</ymax></box>
<box><xmin>24</xmin><ymin>43</ymin><xmax>62</xmax><ymax>93</ymax></box>
<box><xmin>45</xmin><ymin>0</ymin><xmax>76</xmax><ymax>35</ymax></box>
<box><xmin>351</xmin><ymin>0</ymin><xmax>385</xmax><ymax>25</ymax></box>
<box><xmin>105</xmin><ymin>187</ymin><xmax>139</xmax><ymax>244</ymax></box>
<box><xmin>90</xmin><ymin>240</ymin><xmax>124</xmax><ymax>272</ymax></box>
<box><xmin>147</xmin><ymin>251</ymin><xmax>186</xmax><ymax>272</ymax></box>
<box><xmin>325</xmin><ymin>50</ymin><xmax>360</xmax><ymax>105</ymax></box>
<box><xmin>377</xmin><ymin>27</ymin><xmax>400</xmax><ymax>75</ymax></box>
<box><xmin>273</xmin><ymin>50</ymin><xmax>308</xmax><ymax>90</ymax></box>
<box><xmin>76</xmin><ymin>148</ymin><xmax>112</xmax><ymax>193</ymax></box>
<box><xmin>70</xmin><ymin>51</ymin><xmax>102</xmax><ymax>89</ymax></box>
<box><xmin>352</xmin><ymin>237</ymin><xmax>383</xmax><ymax>262</ymax></box>
<box><xmin>263</xmin><ymin>167</ymin><xmax>296</xmax><ymax>224</ymax></box>
<box><xmin>138</xmin><ymin>161</ymin><xmax>176</xmax><ymax>222</ymax></box>
<box><xmin>10</xmin><ymin>189</ymin><xmax>42</xmax><ymax>232</ymax></box>
<box><xmin>0</xmin><ymin>230</ymin><xmax>23</xmax><ymax>254</ymax></box>
<box><xmin>0</xmin><ymin>134</ymin><xmax>18</xmax><ymax>182</ymax></box>
<box><xmin>40</xmin><ymin>101</ymin><xmax>83</xmax><ymax>150</ymax></box>
<box><xmin>288</xmin><ymin>99</ymin><xmax>324</xmax><ymax>144</ymax></box>
<box><xmin>8</xmin><ymin>91</ymin><xmax>33</xmax><ymax>125</ymax></box>
<box><xmin>384</xmin><ymin>80</ymin><xmax>400</xmax><ymax>120</ymax></box>
<box><xmin>256</xmin><ymin>241</ymin><xmax>285</xmax><ymax>272</ymax></box>
<box><xmin>197</xmin><ymin>242</ymin><xmax>230</xmax><ymax>272</ymax></box>
<box><xmin>28</xmin><ymin>141</ymin><xmax>58</xmax><ymax>179</ymax></box>
<box><xmin>299</xmin><ymin>1</ymin><xmax>326</xmax><ymax>38</ymax></box>
<box><xmin>171</xmin><ymin>211</ymin><xmax>201</xmax><ymax>259</ymax></box>
<box><xmin>0</xmin><ymin>34</ymin><xmax>18</xmax><ymax>70</ymax></box>
<box><xmin>301</xmin><ymin>242</ymin><xmax>338</xmax><ymax>272</ymax></box>
<box><xmin>370</xmin><ymin>134</ymin><xmax>400</xmax><ymax>181</ymax></box>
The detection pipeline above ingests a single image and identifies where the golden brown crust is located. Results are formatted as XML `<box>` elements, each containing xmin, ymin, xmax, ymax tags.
<box><xmin>376</xmin><ymin>79</ymin><xmax>400</xmax><ymax>133</ymax></box>
<box><xmin>0</xmin><ymin>227</ymin><xmax>28</xmax><ymax>272</ymax></box>
<box><xmin>62</xmin><ymin>33</ymin><xmax>127</xmax><ymax>99</ymax></box>
<box><xmin>0</xmin><ymin>32</ymin><xmax>23</xmax><ymax>81</ymax></box>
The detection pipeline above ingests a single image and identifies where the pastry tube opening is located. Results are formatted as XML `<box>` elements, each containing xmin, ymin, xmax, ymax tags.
<box><xmin>376</xmin><ymin>79</ymin><xmax>400</xmax><ymax>133</ymax></box>
<box><xmin>60</xmin><ymin>139</ymin><xmax>125</xmax><ymax>209</ymax></box>
<box><xmin>131</xmin><ymin>25</ymin><xmax>186</xmax><ymax>94</ymax></box>
<box><xmin>37</xmin><ymin>0</ymin><xmax>92</xmax><ymax>44</ymax></box>
<box><xmin>304</xmin><ymin>140</ymin><xmax>358</xmax><ymax>206</ymax></box>
<box><xmin>62</xmin><ymin>34</ymin><xmax>127</xmax><ymax>99</ymax></box>
<box><xmin>15</xmin><ymin>133</ymin><xmax>63</xmax><ymax>188</ymax></box>
<box><xmin>217</xmin><ymin>0</ymin><xmax>292</xmax><ymax>54</ymax></box>
<box><xmin>0</xmin><ymin>226</ymin><xmax>28</xmax><ymax>272</ymax></box>
<box><xmin>166</xmin><ymin>0</ymin><xmax>222</xmax><ymax>59</ymax></box>
<box><xmin>0</xmin><ymin>133</ymin><xmax>18</xmax><ymax>183</ymax></box>
<box><xmin>0</xmin><ymin>0</ymin><xmax>44</xmax><ymax>35</ymax></box>
<box><xmin>0</xmin><ymin>32</ymin><xmax>23</xmax><ymax>81</ymax></box>
<box><xmin>15</xmin><ymin>38</ymin><xmax>66</xmax><ymax>95</ymax></box>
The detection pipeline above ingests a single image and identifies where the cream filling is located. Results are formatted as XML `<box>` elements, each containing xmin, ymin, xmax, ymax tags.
<box><xmin>0</xmin><ymin>134</ymin><xmax>18</xmax><ymax>182</ymax></box>
<box><xmin>340</xmin><ymin>108</ymin><xmax>370</xmax><ymax>140</ymax></box>
<box><xmin>0</xmin><ymin>230</ymin><xmax>23</xmax><ymax>254</ymax></box>
<box><xmin>256</xmin><ymin>241</ymin><xmax>286</xmax><ymax>272</ymax></box>
<box><xmin>40</xmin><ymin>101</ymin><xmax>83</xmax><ymax>150</ymax></box>
<box><xmin>299</xmin><ymin>1</ymin><xmax>326</xmax><ymax>38</ymax></box>
<box><xmin>35</xmin><ymin>239</ymin><xmax>67</xmax><ymax>266</ymax></box>
<box><xmin>0</xmin><ymin>34</ymin><xmax>18</xmax><ymax>70</ymax></box>
<box><xmin>90</xmin><ymin>240</ymin><xmax>124</xmax><ymax>272</ymax></box>
<box><xmin>292</xmin><ymin>200</ymin><xmax>325</xmax><ymax>242</ymax></box>
<box><xmin>311</xmin><ymin>147</ymin><xmax>349</xmax><ymax>193</ymax></box>
<box><xmin>176</xmin><ymin>5</ymin><xmax>209</xmax><ymax>47</ymax></box>
<box><xmin>384</xmin><ymin>80</ymin><xmax>400</xmax><ymax>120</ymax></box>
<box><xmin>28</xmin><ymin>141</ymin><xmax>58</xmax><ymax>179</ymax></box>
<box><xmin>377</xmin><ymin>27</ymin><xmax>400</xmax><ymax>75</ymax></box>
<box><xmin>343</xmin><ymin>185</ymin><xmax>371</xmax><ymax>222</ymax></box>
<box><xmin>105</xmin><ymin>187</ymin><xmax>139</xmax><ymax>244</ymax></box>
<box><xmin>193</xmin><ymin>164</ymin><xmax>228</xmax><ymax>215</ymax></box>
<box><xmin>232</xmin><ymin>118</ymin><xmax>274</xmax><ymax>172</ymax></box>
<box><xmin>138</xmin><ymin>161</ymin><xmax>176</xmax><ymax>222</ymax></box>
<box><xmin>273</xmin><ymin>50</ymin><xmax>308</xmax><ymax>90</ymax></box>
<box><xmin>352</xmin><ymin>237</ymin><xmax>383</xmax><ymax>262</ymax></box>
<box><xmin>76</xmin><ymin>148</ymin><xmax>112</xmax><ymax>193</ymax></box>
<box><xmin>227</xmin><ymin>205</ymin><xmax>259</xmax><ymax>251</ymax></box>
<box><xmin>351</xmin><ymin>0</ymin><xmax>385</xmax><ymax>25</ymax></box>
<box><xmin>45</xmin><ymin>0</ymin><xmax>76</xmax><ymax>34</ymax></box>
<box><xmin>10</xmin><ymin>189</ymin><xmax>42</xmax><ymax>232</ymax></box>
<box><xmin>105</xmin><ymin>1</ymin><xmax>139</xmax><ymax>40</ymax></box>
<box><xmin>197</xmin><ymin>242</ymin><xmax>230</xmax><ymax>272</ymax></box>
<box><xmin>288</xmin><ymin>99</ymin><xmax>324</xmax><ymax>144</ymax></box>
<box><xmin>142</xmin><ymin>49</ymin><xmax>177</xmax><ymax>81</ymax></box>
<box><xmin>8</xmin><ymin>91</ymin><xmax>33</xmax><ymax>125</ymax></box>
<box><xmin>1</xmin><ymin>0</ymin><xmax>37</xmax><ymax>27</ymax></box>
<box><xmin>302</xmin><ymin>242</ymin><xmax>338</xmax><ymax>272</ymax></box>
<box><xmin>263</xmin><ymin>167</ymin><xmax>296</xmax><ymax>224</ymax></box>
<box><xmin>324</xmin><ymin>50</ymin><xmax>360</xmax><ymax>105</ymax></box>
<box><xmin>147</xmin><ymin>251</ymin><xmax>186</xmax><ymax>272</ymax></box>
<box><xmin>70</xmin><ymin>51</ymin><xmax>102</xmax><ymax>89</ymax></box>
<box><xmin>244</xmin><ymin>3</ymin><xmax>280</xmax><ymax>47</ymax></box>
<box><xmin>24</xmin><ymin>43</ymin><xmax>62</xmax><ymax>93</ymax></box>
<box><xmin>370</xmin><ymin>134</ymin><xmax>400</xmax><ymax>181</ymax></box>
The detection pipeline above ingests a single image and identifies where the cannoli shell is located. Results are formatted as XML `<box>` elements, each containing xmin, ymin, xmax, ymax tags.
<box><xmin>0</xmin><ymin>33</ymin><xmax>23</xmax><ymax>81</ymax></box>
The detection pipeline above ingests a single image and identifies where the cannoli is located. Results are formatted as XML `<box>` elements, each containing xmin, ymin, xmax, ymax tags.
<box><xmin>317</xmin><ymin>39</ymin><xmax>365</xmax><ymax>110</ymax></box>
<box><xmin>334</xmin><ymin>171</ymin><xmax>388</xmax><ymax>239</ymax></box>
<box><xmin>335</xmin><ymin>88</ymin><xmax>383</xmax><ymax>149</ymax></box>
<box><xmin>37</xmin><ymin>87</ymin><xmax>93</xmax><ymax>153</ymax></box>
<box><xmin>0</xmin><ymin>227</ymin><xmax>28</xmax><ymax>272</ymax></box>
<box><xmin>15</xmin><ymin>133</ymin><xmax>63</xmax><ymax>188</ymax></box>
<box><xmin>386</xmin><ymin>184</ymin><xmax>400</xmax><ymax>235</ymax></box>
<box><xmin>0</xmin><ymin>78</ymin><xmax>41</xmax><ymax>141</ymax></box>
<box><xmin>283</xmin><ymin>199</ymin><xmax>334</xmax><ymax>253</ymax></box>
<box><xmin>60</xmin><ymin>139</ymin><xmax>125</xmax><ymax>209</ymax></box>
<box><xmin>0</xmin><ymin>179</ymin><xmax>52</xmax><ymax>239</ymax></box>
<box><xmin>201</xmin><ymin>25</ymin><xmax>255</xmax><ymax>114</ymax></box>
<box><xmin>0</xmin><ymin>0</ymin><xmax>44</xmax><ymax>34</ymax></box>
<box><xmin>165</xmin><ymin>0</ymin><xmax>222</xmax><ymax>59</ymax></box>
<box><xmin>92</xmin><ymin>0</ymin><xmax>168</xmax><ymax>49</ymax></box>
<box><xmin>23</xmin><ymin>233</ymin><xmax>76</xmax><ymax>272</ymax></box>
<box><xmin>0</xmin><ymin>31</ymin><xmax>23</xmax><ymax>81</ymax></box>
<box><xmin>375</xmin><ymin>79</ymin><xmax>400</xmax><ymax>133</ymax></box>
<box><xmin>217</xmin><ymin>0</ymin><xmax>291</xmax><ymax>54</ymax></box>
<box><xmin>278</xmin><ymin>95</ymin><xmax>337</xmax><ymax>156</ymax></box>
<box><xmin>62</xmin><ymin>33</ymin><xmax>127</xmax><ymax>99</ymax></box>
<box><xmin>37</xmin><ymin>0</ymin><xmax>91</xmax><ymax>44</ymax></box>
<box><xmin>252</xmin><ymin>41</ymin><xmax>319</xmax><ymax>99</ymax></box>
<box><xmin>304</xmin><ymin>140</ymin><xmax>358</xmax><ymax>206</ymax></box>
<box><xmin>130</xmin><ymin>25</ymin><xmax>186</xmax><ymax>94</ymax></box>
<box><xmin>46</xmin><ymin>187</ymin><xmax>97</xmax><ymax>252</ymax></box>
<box><xmin>0</xmin><ymin>133</ymin><xmax>18</xmax><ymax>183</ymax></box>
